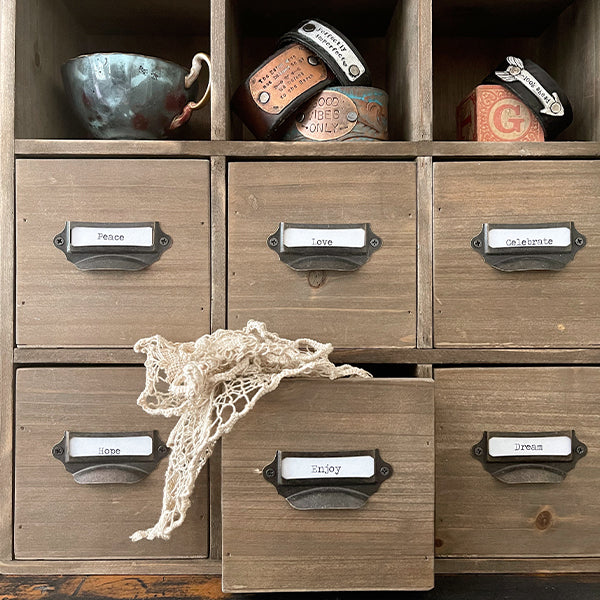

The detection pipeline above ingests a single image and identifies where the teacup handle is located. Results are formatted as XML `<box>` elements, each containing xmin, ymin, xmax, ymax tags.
<box><xmin>169</xmin><ymin>52</ymin><xmax>211</xmax><ymax>130</ymax></box>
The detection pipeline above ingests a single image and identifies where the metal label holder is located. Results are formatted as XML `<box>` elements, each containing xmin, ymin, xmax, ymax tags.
<box><xmin>472</xmin><ymin>430</ymin><xmax>587</xmax><ymax>484</ymax></box>
<box><xmin>53</xmin><ymin>221</ymin><xmax>172</xmax><ymax>271</ymax></box>
<box><xmin>263</xmin><ymin>449</ymin><xmax>393</xmax><ymax>509</ymax></box>
<box><xmin>267</xmin><ymin>222</ymin><xmax>382</xmax><ymax>271</ymax></box>
<box><xmin>471</xmin><ymin>222</ymin><xmax>585</xmax><ymax>271</ymax></box>
<box><xmin>52</xmin><ymin>430</ymin><xmax>170</xmax><ymax>484</ymax></box>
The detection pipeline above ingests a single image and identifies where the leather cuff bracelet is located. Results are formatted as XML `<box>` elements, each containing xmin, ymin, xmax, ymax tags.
<box><xmin>282</xmin><ymin>86</ymin><xmax>388</xmax><ymax>142</ymax></box>
<box><xmin>231</xmin><ymin>43</ymin><xmax>336</xmax><ymax>140</ymax></box>
<box><xmin>278</xmin><ymin>19</ymin><xmax>371</xmax><ymax>86</ymax></box>
<box><xmin>482</xmin><ymin>56</ymin><xmax>572</xmax><ymax>140</ymax></box>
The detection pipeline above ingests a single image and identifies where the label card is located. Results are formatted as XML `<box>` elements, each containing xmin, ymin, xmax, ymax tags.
<box><xmin>281</xmin><ymin>455</ymin><xmax>375</xmax><ymax>480</ymax></box>
<box><xmin>71</xmin><ymin>226</ymin><xmax>154</xmax><ymax>248</ymax></box>
<box><xmin>488</xmin><ymin>435</ymin><xmax>572</xmax><ymax>458</ymax></box>
<box><xmin>283</xmin><ymin>227</ymin><xmax>366</xmax><ymax>249</ymax></box>
<box><xmin>488</xmin><ymin>227</ymin><xmax>571</xmax><ymax>249</ymax></box>
<box><xmin>69</xmin><ymin>435</ymin><xmax>154</xmax><ymax>458</ymax></box>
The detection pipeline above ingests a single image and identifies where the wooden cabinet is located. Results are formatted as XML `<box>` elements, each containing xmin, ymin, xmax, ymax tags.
<box><xmin>16</xmin><ymin>159</ymin><xmax>210</xmax><ymax>347</ymax></box>
<box><xmin>2</xmin><ymin>0</ymin><xmax>600</xmax><ymax>591</ymax></box>
<box><xmin>222</xmin><ymin>378</ymin><xmax>434</xmax><ymax>592</ymax></box>
<box><xmin>15</xmin><ymin>368</ymin><xmax>209</xmax><ymax>560</ymax></box>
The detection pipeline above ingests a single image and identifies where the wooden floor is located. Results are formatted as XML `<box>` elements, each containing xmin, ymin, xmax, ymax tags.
<box><xmin>1</xmin><ymin>575</ymin><xmax>600</xmax><ymax>599</ymax></box>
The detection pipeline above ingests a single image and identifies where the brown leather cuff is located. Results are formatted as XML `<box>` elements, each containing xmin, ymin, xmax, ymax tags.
<box><xmin>231</xmin><ymin>43</ymin><xmax>336</xmax><ymax>140</ymax></box>
<box><xmin>281</xmin><ymin>87</ymin><xmax>388</xmax><ymax>142</ymax></box>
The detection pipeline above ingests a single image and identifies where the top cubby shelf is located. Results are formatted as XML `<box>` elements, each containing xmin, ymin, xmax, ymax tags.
<box><xmin>12</xmin><ymin>0</ymin><xmax>598</xmax><ymax>144</ymax></box>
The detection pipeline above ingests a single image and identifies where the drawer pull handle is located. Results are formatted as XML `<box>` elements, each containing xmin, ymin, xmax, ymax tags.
<box><xmin>471</xmin><ymin>222</ymin><xmax>585</xmax><ymax>271</ymax></box>
<box><xmin>52</xmin><ymin>431</ymin><xmax>170</xmax><ymax>484</ymax></box>
<box><xmin>53</xmin><ymin>221</ymin><xmax>172</xmax><ymax>271</ymax></box>
<box><xmin>267</xmin><ymin>222</ymin><xmax>382</xmax><ymax>271</ymax></box>
<box><xmin>262</xmin><ymin>449</ymin><xmax>392</xmax><ymax>509</ymax></box>
<box><xmin>472</xmin><ymin>430</ymin><xmax>587</xmax><ymax>484</ymax></box>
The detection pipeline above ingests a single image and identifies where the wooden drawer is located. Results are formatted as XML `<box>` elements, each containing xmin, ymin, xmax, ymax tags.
<box><xmin>228</xmin><ymin>161</ymin><xmax>416</xmax><ymax>349</ymax></box>
<box><xmin>222</xmin><ymin>378</ymin><xmax>434</xmax><ymax>592</ymax></box>
<box><xmin>434</xmin><ymin>161</ymin><xmax>600</xmax><ymax>347</ymax></box>
<box><xmin>14</xmin><ymin>367</ymin><xmax>209</xmax><ymax>560</ymax></box>
<box><xmin>435</xmin><ymin>367</ymin><xmax>600</xmax><ymax>558</ymax></box>
<box><xmin>16</xmin><ymin>159</ymin><xmax>210</xmax><ymax>347</ymax></box>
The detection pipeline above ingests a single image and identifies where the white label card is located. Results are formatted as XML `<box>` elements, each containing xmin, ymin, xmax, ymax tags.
<box><xmin>71</xmin><ymin>226</ymin><xmax>154</xmax><ymax>248</ymax></box>
<box><xmin>488</xmin><ymin>227</ymin><xmax>571</xmax><ymax>249</ymax></box>
<box><xmin>281</xmin><ymin>455</ymin><xmax>375</xmax><ymax>480</ymax></box>
<box><xmin>69</xmin><ymin>435</ymin><xmax>154</xmax><ymax>458</ymax></box>
<box><xmin>488</xmin><ymin>435</ymin><xmax>572</xmax><ymax>458</ymax></box>
<box><xmin>298</xmin><ymin>20</ymin><xmax>366</xmax><ymax>81</ymax></box>
<box><xmin>283</xmin><ymin>227</ymin><xmax>366</xmax><ymax>249</ymax></box>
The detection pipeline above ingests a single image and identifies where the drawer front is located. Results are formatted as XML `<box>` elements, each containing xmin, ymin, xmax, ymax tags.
<box><xmin>15</xmin><ymin>367</ymin><xmax>209</xmax><ymax>560</ymax></box>
<box><xmin>434</xmin><ymin>161</ymin><xmax>600</xmax><ymax>347</ymax></box>
<box><xmin>16</xmin><ymin>159</ymin><xmax>210</xmax><ymax>347</ymax></box>
<box><xmin>222</xmin><ymin>378</ymin><xmax>434</xmax><ymax>592</ymax></box>
<box><xmin>435</xmin><ymin>367</ymin><xmax>600</xmax><ymax>558</ymax></box>
<box><xmin>228</xmin><ymin>161</ymin><xmax>416</xmax><ymax>349</ymax></box>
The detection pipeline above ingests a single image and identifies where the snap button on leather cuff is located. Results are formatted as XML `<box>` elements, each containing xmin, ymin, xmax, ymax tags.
<box><xmin>482</xmin><ymin>56</ymin><xmax>573</xmax><ymax>140</ymax></box>
<box><xmin>231</xmin><ymin>43</ymin><xmax>336</xmax><ymax>140</ymax></box>
<box><xmin>282</xmin><ymin>86</ymin><xmax>388</xmax><ymax>142</ymax></box>
<box><xmin>278</xmin><ymin>19</ymin><xmax>372</xmax><ymax>87</ymax></box>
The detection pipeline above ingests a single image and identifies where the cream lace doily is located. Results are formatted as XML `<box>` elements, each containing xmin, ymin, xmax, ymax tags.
<box><xmin>131</xmin><ymin>320</ymin><xmax>370</xmax><ymax>541</ymax></box>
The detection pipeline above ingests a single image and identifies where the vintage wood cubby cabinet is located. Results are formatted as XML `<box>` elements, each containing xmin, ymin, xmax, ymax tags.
<box><xmin>2</xmin><ymin>0</ymin><xmax>600</xmax><ymax>594</ymax></box>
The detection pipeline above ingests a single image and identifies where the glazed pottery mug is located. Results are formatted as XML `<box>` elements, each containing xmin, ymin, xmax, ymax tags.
<box><xmin>62</xmin><ymin>52</ymin><xmax>211</xmax><ymax>139</ymax></box>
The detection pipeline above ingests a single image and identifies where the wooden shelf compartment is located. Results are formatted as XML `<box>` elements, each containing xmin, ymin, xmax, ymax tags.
<box><xmin>224</xmin><ymin>0</ymin><xmax>432</xmax><ymax>141</ymax></box>
<box><xmin>433</xmin><ymin>0</ymin><xmax>598</xmax><ymax>142</ymax></box>
<box><xmin>14</xmin><ymin>0</ymin><xmax>211</xmax><ymax>141</ymax></box>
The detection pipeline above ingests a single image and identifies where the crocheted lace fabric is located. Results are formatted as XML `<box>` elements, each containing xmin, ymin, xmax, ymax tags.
<box><xmin>130</xmin><ymin>320</ymin><xmax>370</xmax><ymax>542</ymax></box>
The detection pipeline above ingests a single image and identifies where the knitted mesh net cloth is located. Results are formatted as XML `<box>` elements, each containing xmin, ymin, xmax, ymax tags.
<box><xmin>130</xmin><ymin>320</ymin><xmax>370</xmax><ymax>542</ymax></box>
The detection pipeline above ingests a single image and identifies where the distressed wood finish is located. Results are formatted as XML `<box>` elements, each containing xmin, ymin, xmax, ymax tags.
<box><xmin>16</xmin><ymin>159</ymin><xmax>210</xmax><ymax>347</ymax></box>
<box><xmin>435</xmin><ymin>367</ymin><xmax>600</xmax><ymax>558</ymax></box>
<box><xmin>388</xmin><ymin>0</ymin><xmax>432</xmax><ymax>140</ymax></box>
<box><xmin>0</xmin><ymin>0</ymin><xmax>16</xmax><ymax>563</ymax></box>
<box><xmin>417</xmin><ymin>156</ymin><xmax>433</xmax><ymax>348</ymax></box>
<box><xmin>222</xmin><ymin>378</ymin><xmax>434</xmax><ymax>592</ymax></box>
<box><xmin>15</xmin><ymin>367</ymin><xmax>209</xmax><ymax>560</ymax></box>
<box><xmin>228</xmin><ymin>161</ymin><xmax>416</xmax><ymax>349</ymax></box>
<box><xmin>434</xmin><ymin>161</ymin><xmax>600</xmax><ymax>348</ymax></box>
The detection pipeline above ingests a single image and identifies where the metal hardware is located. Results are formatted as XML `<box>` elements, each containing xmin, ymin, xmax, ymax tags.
<box><xmin>258</xmin><ymin>91</ymin><xmax>270</xmax><ymax>104</ymax></box>
<box><xmin>267</xmin><ymin>222</ymin><xmax>382</xmax><ymax>271</ymax></box>
<box><xmin>262</xmin><ymin>449</ymin><xmax>392</xmax><ymax>509</ymax></box>
<box><xmin>52</xmin><ymin>430</ymin><xmax>170</xmax><ymax>484</ymax></box>
<box><xmin>472</xmin><ymin>430</ymin><xmax>587</xmax><ymax>484</ymax></box>
<box><xmin>471</xmin><ymin>222</ymin><xmax>586</xmax><ymax>271</ymax></box>
<box><xmin>53</xmin><ymin>221</ymin><xmax>172</xmax><ymax>271</ymax></box>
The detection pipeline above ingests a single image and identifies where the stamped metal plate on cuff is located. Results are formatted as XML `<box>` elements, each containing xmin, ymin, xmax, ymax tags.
<box><xmin>471</xmin><ymin>222</ymin><xmax>585</xmax><ymax>271</ymax></box>
<box><xmin>248</xmin><ymin>44</ymin><xmax>327</xmax><ymax>115</ymax></box>
<box><xmin>295</xmin><ymin>90</ymin><xmax>358</xmax><ymax>140</ymax></box>
<box><xmin>53</xmin><ymin>221</ymin><xmax>172</xmax><ymax>270</ymax></box>
<box><xmin>472</xmin><ymin>430</ymin><xmax>587</xmax><ymax>484</ymax></box>
<box><xmin>291</xmin><ymin>20</ymin><xmax>366</xmax><ymax>83</ymax></box>
<box><xmin>263</xmin><ymin>449</ymin><xmax>392</xmax><ymax>509</ymax></box>
<box><xmin>52</xmin><ymin>430</ymin><xmax>170</xmax><ymax>484</ymax></box>
<box><xmin>267</xmin><ymin>222</ymin><xmax>382</xmax><ymax>271</ymax></box>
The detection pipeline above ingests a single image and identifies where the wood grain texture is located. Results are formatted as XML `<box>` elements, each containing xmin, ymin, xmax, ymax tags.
<box><xmin>228</xmin><ymin>161</ymin><xmax>416</xmax><ymax>348</ymax></box>
<box><xmin>438</xmin><ymin>557</ymin><xmax>600</xmax><ymax>574</ymax></box>
<box><xmin>0</xmin><ymin>0</ymin><xmax>16</xmax><ymax>563</ymax></box>
<box><xmin>540</xmin><ymin>0</ymin><xmax>598</xmax><ymax>141</ymax></box>
<box><xmin>14</xmin><ymin>346</ymin><xmax>600</xmax><ymax>366</ymax></box>
<box><xmin>417</xmin><ymin>156</ymin><xmax>433</xmax><ymax>348</ymax></box>
<box><xmin>18</xmin><ymin>139</ymin><xmax>600</xmax><ymax>159</ymax></box>
<box><xmin>15</xmin><ymin>367</ymin><xmax>209</xmax><ymax>560</ymax></box>
<box><xmin>435</xmin><ymin>367</ymin><xmax>600</xmax><ymax>558</ymax></box>
<box><xmin>16</xmin><ymin>159</ymin><xmax>210</xmax><ymax>347</ymax></box>
<box><xmin>211</xmin><ymin>0</ymin><xmax>227</xmax><ymax>140</ymax></box>
<box><xmin>0</xmin><ymin>560</ymin><xmax>221</xmax><ymax>576</ymax></box>
<box><xmin>434</xmin><ymin>161</ymin><xmax>600</xmax><ymax>348</ymax></box>
<box><xmin>222</xmin><ymin>378</ymin><xmax>434</xmax><ymax>592</ymax></box>
<box><xmin>388</xmin><ymin>0</ymin><xmax>432</xmax><ymax>140</ymax></box>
